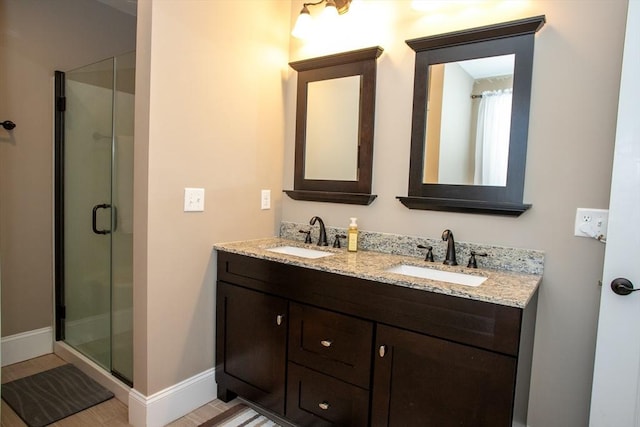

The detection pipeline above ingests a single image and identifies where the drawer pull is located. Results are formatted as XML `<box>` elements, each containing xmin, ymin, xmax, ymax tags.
<box><xmin>320</xmin><ymin>340</ymin><xmax>333</xmax><ymax>347</ymax></box>
<box><xmin>276</xmin><ymin>315</ymin><xmax>284</xmax><ymax>326</ymax></box>
<box><xmin>379</xmin><ymin>345</ymin><xmax>387</xmax><ymax>358</ymax></box>
<box><xmin>318</xmin><ymin>401</ymin><xmax>330</xmax><ymax>410</ymax></box>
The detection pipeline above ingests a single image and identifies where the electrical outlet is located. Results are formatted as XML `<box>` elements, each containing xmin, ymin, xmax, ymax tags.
<box><xmin>574</xmin><ymin>208</ymin><xmax>608</xmax><ymax>240</ymax></box>
<box><xmin>261</xmin><ymin>189</ymin><xmax>271</xmax><ymax>210</ymax></box>
<box><xmin>184</xmin><ymin>188</ymin><xmax>205</xmax><ymax>212</ymax></box>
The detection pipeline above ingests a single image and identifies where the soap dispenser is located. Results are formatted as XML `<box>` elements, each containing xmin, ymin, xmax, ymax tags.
<box><xmin>347</xmin><ymin>217</ymin><xmax>358</xmax><ymax>252</ymax></box>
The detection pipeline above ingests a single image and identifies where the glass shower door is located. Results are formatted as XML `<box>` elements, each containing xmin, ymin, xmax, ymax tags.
<box><xmin>63</xmin><ymin>57</ymin><xmax>115</xmax><ymax>372</ymax></box>
<box><xmin>111</xmin><ymin>51</ymin><xmax>135</xmax><ymax>383</ymax></box>
<box><xmin>56</xmin><ymin>52</ymin><xmax>134</xmax><ymax>385</ymax></box>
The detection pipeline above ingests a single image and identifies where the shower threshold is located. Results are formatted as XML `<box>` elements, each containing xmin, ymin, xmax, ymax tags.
<box><xmin>54</xmin><ymin>341</ymin><xmax>131</xmax><ymax>404</ymax></box>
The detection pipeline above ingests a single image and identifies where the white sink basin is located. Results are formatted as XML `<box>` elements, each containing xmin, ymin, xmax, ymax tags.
<box><xmin>386</xmin><ymin>264</ymin><xmax>487</xmax><ymax>287</ymax></box>
<box><xmin>267</xmin><ymin>245</ymin><xmax>334</xmax><ymax>259</ymax></box>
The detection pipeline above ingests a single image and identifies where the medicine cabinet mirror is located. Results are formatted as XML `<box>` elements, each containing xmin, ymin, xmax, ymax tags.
<box><xmin>284</xmin><ymin>46</ymin><xmax>383</xmax><ymax>205</ymax></box>
<box><xmin>398</xmin><ymin>16</ymin><xmax>545</xmax><ymax>215</ymax></box>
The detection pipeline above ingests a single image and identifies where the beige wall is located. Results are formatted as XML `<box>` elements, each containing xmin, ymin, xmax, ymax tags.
<box><xmin>284</xmin><ymin>1</ymin><xmax>627</xmax><ymax>426</ymax></box>
<box><xmin>0</xmin><ymin>0</ymin><xmax>136</xmax><ymax>337</ymax></box>
<box><xmin>1</xmin><ymin>2</ymin><xmax>628</xmax><ymax>425</ymax></box>
<box><xmin>133</xmin><ymin>0</ymin><xmax>289</xmax><ymax>395</ymax></box>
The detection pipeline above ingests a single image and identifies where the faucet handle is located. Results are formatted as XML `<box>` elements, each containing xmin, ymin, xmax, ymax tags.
<box><xmin>467</xmin><ymin>250</ymin><xmax>488</xmax><ymax>268</ymax></box>
<box><xmin>333</xmin><ymin>234</ymin><xmax>347</xmax><ymax>248</ymax></box>
<box><xmin>299</xmin><ymin>229</ymin><xmax>312</xmax><ymax>244</ymax></box>
<box><xmin>417</xmin><ymin>244</ymin><xmax>434</xmax><ymax>262</ymax></box>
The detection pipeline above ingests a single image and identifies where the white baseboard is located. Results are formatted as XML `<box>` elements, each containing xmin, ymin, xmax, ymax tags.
<box><xmin>128</xmin><ymin>368</ymin><xmax>216</xmax><ymax>427</ymax></box>
<box><xmin>1</xmin><ymin>327</ymin><xmax>53</xmax><ymax>367</ymax></box>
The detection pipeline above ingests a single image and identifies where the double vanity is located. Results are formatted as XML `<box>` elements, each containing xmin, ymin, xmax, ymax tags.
<box><xmin>214</xmin><ymin>232</ymin><xmax>542</xmax><ymax>426</ymax></box>
<box><xmin>217</xmin><ymin>12</ymin><xmax>547</xmax><ymax>426</ymax></box>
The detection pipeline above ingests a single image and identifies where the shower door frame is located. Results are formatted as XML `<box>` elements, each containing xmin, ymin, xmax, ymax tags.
<box><xmin>53</xmin><ymin>59</ymin><xmax>133</xmax><ymax>387</ymax></box>
<box><xmin>54</xmin><ymin>70</ymin><xmax>66</xmax><ymax>344</ymax></box>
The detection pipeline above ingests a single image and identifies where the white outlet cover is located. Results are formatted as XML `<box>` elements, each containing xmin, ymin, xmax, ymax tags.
<box><xmin>184</xmin><ymin>188</ymin><xmax>205</xmax><ymax>212</ymax></box>
<box><xmin>261</xmin><ymin>189</ymin><xmax>271</xmax><ymax>210</ymax></box>
<box><xmin>574</xmin><ymin>208</ymin><xmax>608</xmax><ymax>239</ymax></box>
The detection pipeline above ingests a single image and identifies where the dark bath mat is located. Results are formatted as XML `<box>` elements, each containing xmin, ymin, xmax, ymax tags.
<box><xmin>1</xmin><ymin>363</ymin><xmax>114</xmax><ymax>427</ymax></box>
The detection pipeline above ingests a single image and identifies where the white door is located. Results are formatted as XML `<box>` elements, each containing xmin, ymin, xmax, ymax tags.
<box><xmin>590</xmin><ymin>1</ymin><xmax>640</xmax><ymax>426</ymax></box>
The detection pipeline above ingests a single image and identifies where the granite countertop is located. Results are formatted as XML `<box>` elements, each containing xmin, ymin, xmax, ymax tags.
<box><xmin>214</xmin><ymin>237</ymin><xmax>542</xmax><ymax>309</ymax></box>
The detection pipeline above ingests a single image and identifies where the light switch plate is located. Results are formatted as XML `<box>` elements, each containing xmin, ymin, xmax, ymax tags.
<box><xmin>261</xmin><ymin>189</ymin><xmax>271</xmax><ymax>210</ymax></box>
<box><xmin>184</xmin><ymin>188</ymin><xmax>205</xmax><ymax>212</ymax></box>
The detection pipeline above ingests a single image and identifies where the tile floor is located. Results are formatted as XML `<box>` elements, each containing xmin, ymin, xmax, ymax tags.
<box><xmin>1</xmin><ymin>354</ymin><xmax>236</xmax><ymax>427</ymax></box>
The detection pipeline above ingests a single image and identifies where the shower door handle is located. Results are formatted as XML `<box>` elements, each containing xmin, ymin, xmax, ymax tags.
<box><xmin>92</xmin><ymin>203</ymin><xmax>113</xmax><ymax>235</ymax></box>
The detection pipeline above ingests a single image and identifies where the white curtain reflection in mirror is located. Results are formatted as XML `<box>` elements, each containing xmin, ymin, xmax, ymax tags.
<box><xmin>304</xmin><ymin>76</ymin><xmax>361</xmax><ymax>181</ymax></box>
<box><xmin>474</xmin><ymin>89</ymin><xmax>512</xmax><ymax>186</ymax></box>
<box><xmin>423</xmin><ymin>54</ymin><xmax>514</xmax><ymax>187</ymax></box>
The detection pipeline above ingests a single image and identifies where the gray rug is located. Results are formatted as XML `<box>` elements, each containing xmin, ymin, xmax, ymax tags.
<box><xmin>1</xmin><ymin>363</ymin><xmax>114</xmax><ymax>427</ymax></box>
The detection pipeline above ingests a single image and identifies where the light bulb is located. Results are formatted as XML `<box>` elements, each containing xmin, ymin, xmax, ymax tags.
<box><xmin>320</xmin><ymin>1</ymin><xmax>340</xmax><ymax>23</ymax></box>
<box><xmin>292</xmin><ymin>5</ymin><xmax>313</xmax><ymax>39</ymax></box>
<box><xmin>318</xmin><ymin>0</ymin><xmax>338</xmax><ymax>28</ymax></box>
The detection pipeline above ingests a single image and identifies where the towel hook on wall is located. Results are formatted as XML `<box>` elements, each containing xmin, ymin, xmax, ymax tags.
<box><xmin>1</xmin><ymin>120</ymin><xmax>16</xmax><ymax>130</ymax></box>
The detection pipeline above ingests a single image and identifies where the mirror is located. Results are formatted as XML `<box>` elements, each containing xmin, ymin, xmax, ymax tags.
<box><xmin>285</xmin><ymin>46</ymin><xmax>383</xmax><ymax>205</ymax></box>
<box><xmin>399</xmin><ymin>16</ymin><xmax>545</xmax><ymax>216</ymax></box>
<box><xmin>305</xmin><ymin>76</ymin><xmax>360</xmax><ymax>181</ymax></box>
<box><xmin>424</xmin><ymin>55</ymin><xmax>514</xmax><ymax>186</ymax></box>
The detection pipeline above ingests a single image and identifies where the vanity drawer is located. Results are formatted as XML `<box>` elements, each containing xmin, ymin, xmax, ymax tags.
<box><xmin>289</xmin><ymin>303</ymin><xmax>373</xmax><ymax>389</ymax></box>
<box><xmin>286</xmin><ymin>362</ymin><xmax>369</xmax><ymax>427</ymax></box>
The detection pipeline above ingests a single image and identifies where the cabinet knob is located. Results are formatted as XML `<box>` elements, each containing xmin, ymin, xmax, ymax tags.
<box><xmin>320</xmin><ymin>340</ymin><xmax>333</xmax><ymax>347</ymax></box>
<box><xmin>318</xmin><ymin>401</ymin><xmax>330</xmax><ymax>410</ymax></box>
<box><xmin>379</xmin><ymin>345</ymin><xmax>387</xmax><ymax>358</ymax></box>
<box><xmin>276</xmin><ymin>314</ymin><xmax>284</xmax><ymax>326</ymax></box>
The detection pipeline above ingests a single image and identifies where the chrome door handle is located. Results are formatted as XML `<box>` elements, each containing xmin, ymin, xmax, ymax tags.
<box><xmin>318</xmin><ymin>401</ymin><xmax>330</xmax><ymax>410</ymax></box>
<box><xmin>320</xmin><ymin>340</ymin><xmax>333</xmax><ymax>347</ymax></box>
<box><xmin>276</xmin><ymin>314</ymin><xmax>284</xmax><ymax>326</ymax></box>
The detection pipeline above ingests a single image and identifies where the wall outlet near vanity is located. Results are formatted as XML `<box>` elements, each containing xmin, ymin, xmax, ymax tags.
<box><xmin>574</xmin><ymin>208</ymin><xmax>609</xmax><ymax>240</ymax></box>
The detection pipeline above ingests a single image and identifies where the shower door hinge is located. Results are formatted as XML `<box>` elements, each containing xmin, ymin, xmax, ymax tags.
<box><xmin>57</xmin><ymin>305</ymin><xmax>66</xmax><ymax>319</ymax></box>
<box><xmin>56</xmin><ymin>96</ymin><xmax>66</xmax><ymax>112</ymax></box>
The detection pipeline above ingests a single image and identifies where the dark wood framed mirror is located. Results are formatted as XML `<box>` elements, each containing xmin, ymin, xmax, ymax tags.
<box><xmin>398</xmin><ymin>16</ymin><xmax>545</xmax><ymax>216</ymax></box>
<box><xmin>284</xmin><ymin>46</ymin><xmax>383</xmax><ymax>205</ymax></box>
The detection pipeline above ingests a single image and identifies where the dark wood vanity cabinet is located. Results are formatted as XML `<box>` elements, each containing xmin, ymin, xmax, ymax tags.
<box><xmin>371</xmin><ymin>324</ymin><xmax>516</xmax><ymax>427</ymax></box>
<box><xmin>216</xmin><ymin>251</ymin><xmax>537</xmax><ymax>426</ymax></box>
<box><xmin>215</xmin><ymin>282</ymin><xmax>288</xmax><ymax>415</ymax></box>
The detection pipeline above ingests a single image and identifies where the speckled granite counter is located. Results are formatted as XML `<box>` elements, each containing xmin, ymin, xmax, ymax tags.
<box><xmin>213</xmin><ymin>237</ymin><xmax>542</xmax><ymax>308</ymax></box>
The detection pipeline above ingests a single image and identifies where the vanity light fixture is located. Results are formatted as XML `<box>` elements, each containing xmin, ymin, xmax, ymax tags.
<box><xmin>292</xmin><ymin>0</ymin><xmax>353</xmax><ymax>39</ymax></box>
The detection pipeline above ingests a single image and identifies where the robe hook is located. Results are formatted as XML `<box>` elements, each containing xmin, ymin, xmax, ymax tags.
<box><xmin>1</xmin><ymin>120</ymin><xmax>16</xmax><ymax>130</ymax></box>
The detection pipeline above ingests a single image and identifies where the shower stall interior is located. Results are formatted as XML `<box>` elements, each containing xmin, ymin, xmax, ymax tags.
<box><xmin>54</xmin><ymin>52</ymin><xmax>135</xmax><ymax>386</ymax></box>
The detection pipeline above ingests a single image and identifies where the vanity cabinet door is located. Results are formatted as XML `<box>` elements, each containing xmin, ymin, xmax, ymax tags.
<box><xmin>371</xmin><ymin>324</ymin><xmax>517</xmax><ymax>427</ymax></box>
<box><xmin>216</xmin><ymin>282</ymin><xmax>288</xmax><ymax>415</ymax></box>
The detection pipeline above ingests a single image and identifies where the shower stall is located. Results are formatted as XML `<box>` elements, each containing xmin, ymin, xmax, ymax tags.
<box><xmin>54</xmin><ymin>52</ymin><xmax>135</xmax><ymax>386</ymax></box>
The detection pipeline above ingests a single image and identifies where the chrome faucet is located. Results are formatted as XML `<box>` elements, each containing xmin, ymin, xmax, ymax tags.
<box><xmin>442</xmin><ymin>229</ymin><xmax>458</xmax><ymax>266</ymax></box>
<box><xmin>310</xmin><ymin>216</ymin><xmax>328</xmax><ymax>246</ymax></box>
